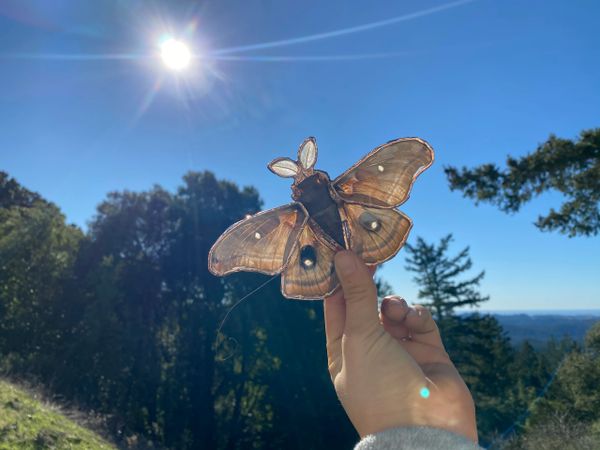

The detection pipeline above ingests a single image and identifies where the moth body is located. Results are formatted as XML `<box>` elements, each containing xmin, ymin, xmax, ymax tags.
<box><xmin>292</xmin><ymin>171</ymin><xmax>345</xmax><ymax>249</ymax></box>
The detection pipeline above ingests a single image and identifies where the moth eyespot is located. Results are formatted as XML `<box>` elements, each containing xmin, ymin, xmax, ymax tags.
<box><xmin>359</xmin><ymin>212</ymin><xmax>381</xmax><ymax>232</ymax></box>
<box><xmin>300</xmin><ymin>245</ymin><xmax>317</xmax><ymax>270</ymax></box>
<box><xmin>254</xmin><ymin>232</ymin><xmax>262</xmax><ymax>240</ymax></box>
<box><xmin>377</xmin><ymin>165</ymin><xmax>385</xmax><ymax>172</ymax></box>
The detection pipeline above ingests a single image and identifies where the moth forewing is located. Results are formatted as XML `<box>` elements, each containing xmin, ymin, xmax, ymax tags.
<box><xmin>332</xmin><ymin>137</ymin><xmax>434</xmax><ymax>209</ymax></box>
<box><xmin>208</xmin><ymin>203</ymin><xmax>308</xmax><ymax>276</ymax></box>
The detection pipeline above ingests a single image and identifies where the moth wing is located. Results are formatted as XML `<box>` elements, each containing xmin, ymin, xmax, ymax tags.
<box><xmin>340</xmin><ymin>203</ymin><xmax>412</xmax><ymax>265</ymax></box>
<box><xmin>209</xmin><ymin>203</ymin><xmax>308</xmax><ymax>276</ymax></box>
<box><xmin>333</xmin><ymin>137</ymin><xmax>434</xmax><ymax>208</ymax></box>
<box><xmin>281</xmin><ymin>222</ymin><xmax>340</xmax><ymax>300</ymax></box>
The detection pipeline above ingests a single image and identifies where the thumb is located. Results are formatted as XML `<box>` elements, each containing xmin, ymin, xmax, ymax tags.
<box><xmin>334</xmin><ymin>251</ymin><xmax>380</xmax><ymax>337</ymax></box>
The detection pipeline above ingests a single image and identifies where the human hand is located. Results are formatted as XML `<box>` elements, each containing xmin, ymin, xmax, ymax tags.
<box><xmin>324</xmin><ymin>251</ymin><xmax>478</xmax><ymax>443</ymax></box>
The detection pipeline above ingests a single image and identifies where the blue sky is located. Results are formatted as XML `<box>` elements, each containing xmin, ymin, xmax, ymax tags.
<box><xmin>1</xmin><ymin>0</ymin><xmax>599</xmax><ymax>310</ymax></box>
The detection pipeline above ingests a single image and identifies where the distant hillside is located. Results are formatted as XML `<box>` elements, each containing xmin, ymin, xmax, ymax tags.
<box><xmin>0</xmin><ymin>379</ymin><xmax>115</xmax><ymax>449</ymax></box>
<box><xmin>492</xmin><ymin>314</ymin><xmax>599</xmax><ymax>347</ymax></box>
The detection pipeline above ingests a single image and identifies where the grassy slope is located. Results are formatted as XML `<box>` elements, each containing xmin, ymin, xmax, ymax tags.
<box><xmin>0</xmin><ymin>379</ymin><xmax>116</xmax><ymax>450</ymax></box>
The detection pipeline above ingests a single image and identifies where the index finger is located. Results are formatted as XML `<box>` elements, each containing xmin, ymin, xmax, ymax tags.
<box><xmin>324</xmin><ymin>264</ymin><xmax>377</xmax><ymax>347</ymax></box>
<box><xmin>323</xmin><ymin>264</ymin><xmax>377</xmax><ymax>376</ymax></box>
<box><xmin>324</xmin><ymin>288</ymin><xmax>345</xmax><ymax>378</ymax></box>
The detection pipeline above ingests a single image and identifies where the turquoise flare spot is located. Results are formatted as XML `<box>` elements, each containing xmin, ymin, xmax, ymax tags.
<box><xmin>420</xmin><ymin>387</ymin><xmax>430</xmax><ymax>399</ymax></box>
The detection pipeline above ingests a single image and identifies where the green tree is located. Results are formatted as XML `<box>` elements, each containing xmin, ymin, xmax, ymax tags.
<box><xmin>585</xmin><ymin>320</ymin><xmax>600</xmax><ymax>353</ymax></box>
<box><xmin>445</xmin><ymin>128</ymin><xmax>600</xmax><ymax>237</ymax></box>
<box><xmin>539</xmin><ymin>335</ymin><xmax>578</xmax><ymax>369</ymax></box>
<box><xmin>0</xmin><ymin>171</ymin><xmax>45</xmax><ymax>208</ymax></box>
<box><xmin>404</xmin><ymin>234</ymin><xmax>489</xmax><ymax>322</ymax></box>
<box><xmin>0</xmin><ymin>179</ymin><xmax>82</xmax><ymax>376</ymax></box>
<box><xmin>501</xmin><ymin>322</ymin><xmax>600</xmax><ymax>450</ymax></box>
<box><xmin>501</xmin><ymin>414</ymin><xmax>600</xmax><ymax>450</ymax></box>
<box><xmin>160</xmin><ymin>172</ymin><xmax>263</xmax><ymax>449</ymax></box>
<box><xmin>403</xmin><ymin>234</ymin><xmax>519</xmax><ymax>444</ymax></box>
<box><xmin>527</xmin><ymin>321</ymin><xmax>600</xmax><ymax>427</ymax></box>
<box><xmin>510</xmin><ymin>341</ymin><xmax>551</xmax><ymax>411</ymax></box>
<box><xmin>0</xmin><ymin>170</ymin><xmax>358</xmax><ymax>449</ymax></box>
<box><xmin>64</xmin><ymin>187</ymin><xmax>174</xmax><ymax>441</ymax></box>
<box><xmin>215</xmin><ymin>276</ymin><xmax>355</xmax><ymax>450</ymax></box>
<box><xmin>443</xmin><ymin>314</ymin><xmax>516</xmax><ymax>445</ymax></box>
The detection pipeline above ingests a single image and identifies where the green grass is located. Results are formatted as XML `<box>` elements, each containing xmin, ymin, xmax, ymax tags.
<box><xmin>0</xmin><ymin>379</ymin><xmax>116</xmax><ymax>449</ymax></box>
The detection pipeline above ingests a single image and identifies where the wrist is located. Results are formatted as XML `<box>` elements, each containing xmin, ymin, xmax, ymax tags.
<box><xmin>348</xmin><ymin>395</ymin><xmax>477</xmax><ymax>443</ymax></box>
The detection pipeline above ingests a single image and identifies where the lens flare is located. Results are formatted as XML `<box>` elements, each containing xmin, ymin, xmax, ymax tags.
<box><xmin>420</xmin><ymin>387</ymin><xmax>430</xmax><ymax>399</ymax></box>
<box><xmin>160</xmin><ymin>38</ymin><xmax>191</xmax><ymax>70</ymax></box>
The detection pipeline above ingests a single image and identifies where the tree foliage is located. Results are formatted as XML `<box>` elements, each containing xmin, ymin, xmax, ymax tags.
<box><xmin>445</xmin><ymin>128</ymin><xmax>600</xmax><ymax>236</ymax></box>
<box><xmin>501</xmin><ymin>414</ymin><xmax>600</xmax><ymax>450</ymax></box>
<box><xmin>404</xmin><ymin>234</ymin><xmax>489</xmax><ymax>321</ymax></box>
<box><xmin>527</xmin><ymin>322</ymin><xmax>600</xmax><ymax>427</ymax></box>
<box><xmin>0</xmin><ymin>176</ymin><xmax>82</xmax><ymax>375</ymax></box>
<box><xmin>1</xmin><ymin>170</ymin><xmax>596</xmax><ymax>449</ymax></box>
<box><xmin>443</xmin><ymin>314</ymin><xmax>516</xmax><ymax>444</ymax></box>
<box><xmin>500</xmin><ymin>323</ymin><xmax>600</xmax><ymax>449</ymax></box>
<box><xmin>0</xmin><ymin>171</ymin><xmax>353</xmax><ymax>449</ymax></box>
<box><xmin>0</xmin><ymin>171</ymin><xmax>45</xmax><ymax>209</ymax></box>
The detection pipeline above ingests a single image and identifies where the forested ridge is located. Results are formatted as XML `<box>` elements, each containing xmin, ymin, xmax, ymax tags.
<box><xmin>1</xmin><ymin>170</ymin><xmax>598</xmax><ymax>449</ymax></box>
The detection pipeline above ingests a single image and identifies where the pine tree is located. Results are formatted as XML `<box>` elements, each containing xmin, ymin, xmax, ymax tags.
<box><xmin>445</xmin><ymin>128</ymin><xmax>600</xmax><ymax>237</ymax></box>
<box><xmin>404</xmin><ymin>234</ymin><xmax>489</xmax><ymax>321</ymax></box>
<box><xmin>442</xmin><ymin>314</ymin><xmax>516</xmax><ymax>444</ymax></box>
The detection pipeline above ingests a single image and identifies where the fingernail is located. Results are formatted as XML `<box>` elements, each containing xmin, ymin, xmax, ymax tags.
<box><xmin>388</xmin><ymin>297</ymin><xmax>407</xmax><ymax>308</ymax></box>
<box><xmin>335</xmin><ymin>251</ymin><xmax>357</xmax><ymax>277</ymax></box>
<box><xmin>408</xmin><ymin>308</ymin><xmax>418</xmax><ymax>317</ymax></box>
<box><xmin>384</xmin><ymin>295</ymin><xmax>404</xmax><ymax>302</ymax></box>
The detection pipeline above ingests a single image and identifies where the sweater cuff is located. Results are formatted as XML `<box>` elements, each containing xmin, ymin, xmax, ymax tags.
<box><xmin>355</xmin><ymin>426</ymin><xmax>482</xmax><ymax>450</ymax></box>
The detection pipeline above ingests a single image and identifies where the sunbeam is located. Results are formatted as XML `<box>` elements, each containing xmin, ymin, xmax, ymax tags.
<box><xmin>1</xmin><ymin>51</ymin><xmax>411</xmax><ymax>63</ymax></box>
<box><xmin>211</xmin><ymin>52</ymin><xmax>410</xmax><ymax>62</ymax></box>
<box><xmin>0</xmin><ymin>53</ymin><xmax>149</xmax><ymax>61</ymax></box>
<box><xmin>131</xmin><ymin>77</ymin><xmax>164</xmax><ymax>127</ymax></box>
<box><xmin>211</xmin><ymin>0</ymin><xmax>477</xmax><ymax>55</ymax></box>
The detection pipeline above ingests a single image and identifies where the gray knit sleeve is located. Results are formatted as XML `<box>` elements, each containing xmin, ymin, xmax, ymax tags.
<box><xmin>354</xmin><ymin>426</ymin><xmax>483</xmax><ymax>450</ymax></box>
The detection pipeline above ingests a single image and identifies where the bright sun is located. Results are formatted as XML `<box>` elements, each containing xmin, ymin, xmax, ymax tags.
<box><xmin>160</xmin><ymin>38</ymin><xmax>191</xmax><ymax>71</ymax></box>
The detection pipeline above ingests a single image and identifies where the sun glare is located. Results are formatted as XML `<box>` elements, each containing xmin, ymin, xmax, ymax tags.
<box><xmin>160</xmin><ymin>38</ymin><xmax>191</xmax><ymax>71</ymax></box>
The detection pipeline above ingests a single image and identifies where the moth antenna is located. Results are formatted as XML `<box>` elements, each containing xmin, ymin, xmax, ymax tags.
<box><xmin>298</xmin><ymin>137</ymin><xmax>317</xmax><ymax>172</ymax></box>
<box><xmin>268</xmin><ymin>157</ymin><xmax>299</xmax><ymax>178</ymax></box>
<box><xmin>214</xmin><ymin>274</ymin><xmax>279</xmax><ymax>361</ymax></box>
